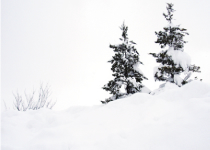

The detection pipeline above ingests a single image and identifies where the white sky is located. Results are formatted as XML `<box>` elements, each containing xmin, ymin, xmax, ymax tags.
<box><xmin>2</xmin><ymin>0</ymin><xmax>210</xmax><ymax>110</ymax></box>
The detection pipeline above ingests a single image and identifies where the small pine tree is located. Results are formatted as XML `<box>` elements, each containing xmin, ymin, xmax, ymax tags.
<box><xmin>102</xmin><ymin>23</ymin><xmax>148</xmax><ymax>104</ymax></box>
<box><xmin>150</xmin><ymin>3</ymin><xmax>200</xmax><ymax>86</ymax></box>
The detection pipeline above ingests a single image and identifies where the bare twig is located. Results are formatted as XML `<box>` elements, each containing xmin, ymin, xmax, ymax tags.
<box><xmin>12</xmin><ymin>83</ymin><xmax>56</xmax><ymax>111</ymax></box>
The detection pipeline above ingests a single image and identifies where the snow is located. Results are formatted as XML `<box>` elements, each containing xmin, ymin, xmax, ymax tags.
<box><xmin>140</xmin><ymin>86</ymin><xmax>151</xmax><ymax>94</ymax></box>
<box><xmin>133</xmin><ymin>62</ymin><xmax>144</xmax><ymax>75</ymax></box>
<box><xmin>174</xmin><ymin>74</ymin><xmax>183</xmax><ymax>86</ymax></box>
<box><xmin>166</xmin><ymin>22</ymin><xmax>177</xmax><ymax>28</ymax></box>
<box><xmin>150</xmin><ymin>82</ymin><xmax>179</xmax><ymax>95</ymax></box>
<box><xmin>2</xmin><ymin>81</ymin><xmax>210</xmax><ymax>150</ymax></box>
<box><xmin>153</xmin><ymin>66</ymin><xmax>159</xmax><ymax>76</ymax></box>
<box><xmin>127</xmin><ymin>77</ymin><xmax>138</xmax><ymax>87</ymax></box>
<box><xmin>167</xmin><ymin>46</ymin><xmax>191</xmax><ymax>70</ymax></box>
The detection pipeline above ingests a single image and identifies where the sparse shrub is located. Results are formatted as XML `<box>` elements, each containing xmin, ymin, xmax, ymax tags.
<box><xmin>13</xmin><ymin>83</ymin><xmax>56</xmax><ymax>111</ymax></box>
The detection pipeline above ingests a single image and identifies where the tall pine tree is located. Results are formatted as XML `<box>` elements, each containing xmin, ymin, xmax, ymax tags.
<box><xmin>102</xmin><ymin>23</ymin><xmax>148</xmax><ymax>104</ymax></box>
<box><xmin>150</xmin><ymin>3</ymin><xmax>200</xmax><ymax>86</ymax></box>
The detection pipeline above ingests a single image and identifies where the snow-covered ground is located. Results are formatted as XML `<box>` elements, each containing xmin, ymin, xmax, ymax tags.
<box><xmin>2</xmin><ymin>81</ymin><xmax>210</xmax><ymax>150</ymax></box>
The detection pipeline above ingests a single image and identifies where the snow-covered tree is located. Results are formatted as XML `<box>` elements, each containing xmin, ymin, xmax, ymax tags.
<box><xmin>150</xmin><ymin>3</ymin><xmax>200</xmax><ymax>86</ymax></box>
<box><xmin>102</xmin><ymin>23</ymin><xmax>148</xmax><ymax>104</ymax></box>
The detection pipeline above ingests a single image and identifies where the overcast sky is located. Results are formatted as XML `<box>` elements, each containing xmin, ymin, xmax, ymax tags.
<box><xmin>2</xmin><ymin>0</ymin><xmax>210</xmax><ymax>110</ymax></box>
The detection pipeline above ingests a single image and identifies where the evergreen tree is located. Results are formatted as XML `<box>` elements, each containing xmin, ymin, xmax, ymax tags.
<box><xmin>150</xmin><ymin>3</ymin><xmax>200</xmax><ymax>86</ymax></box>
<box><xmin>102</xmin><ymin>23</ymin><xmax>148</xmax><ymax>104</ymax></box>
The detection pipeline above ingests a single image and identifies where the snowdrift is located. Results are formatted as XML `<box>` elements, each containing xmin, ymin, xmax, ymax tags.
<box><xmin>2</xmin><ymin>81</ymin><xmax>210</xmax><ymax>150</ymax></box>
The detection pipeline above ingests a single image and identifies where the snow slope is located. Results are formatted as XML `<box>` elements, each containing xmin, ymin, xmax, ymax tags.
<box><xmin>2</xmin><ymin>81</ymin><xmax>210</xmax><ymax>150</ymax></box>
